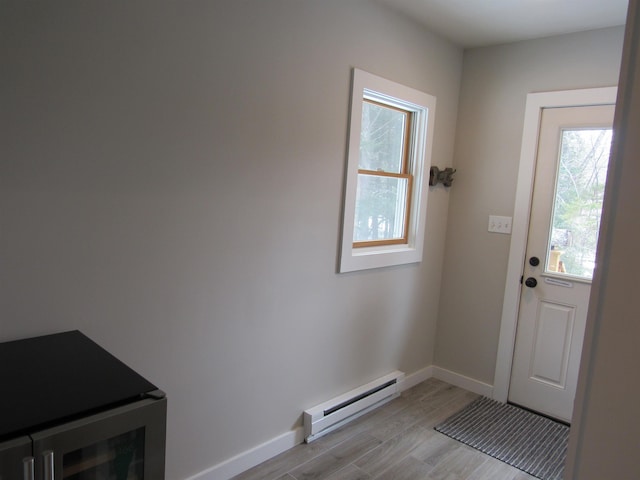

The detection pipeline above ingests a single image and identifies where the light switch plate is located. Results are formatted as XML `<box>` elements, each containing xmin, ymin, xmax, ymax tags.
<box><xmin>488</xmin><ymin>215</ymin><xmax>512</xmax><ymax>234</ymax></box>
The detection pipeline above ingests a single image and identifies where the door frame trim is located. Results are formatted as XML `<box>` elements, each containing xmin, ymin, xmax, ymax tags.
<box><xmin>492</xmin><ymin>86</ymin><xmax>618</xmax><ymax>403</ymax></box>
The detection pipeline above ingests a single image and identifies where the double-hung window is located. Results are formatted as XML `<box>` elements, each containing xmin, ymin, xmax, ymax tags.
<box><xmin>339</xmin><ymin>69</ymin><xmax>436</xmax><ymax>272</ymax></box>
<box><xmin>355</xmin><ymin>99</ymin><xmax>413</xmax><ymax>247</ymax></box>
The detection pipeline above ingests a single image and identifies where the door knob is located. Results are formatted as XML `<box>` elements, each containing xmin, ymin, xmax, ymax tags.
<box><xmin>529</xmin><ymin>256</ymin><xmax>540</xmax><ymax>266</ymax></box>
<box><xmin>525</xmin><ymin>277</ymin><xmax>538</xmax><ymax>288</ymax></box>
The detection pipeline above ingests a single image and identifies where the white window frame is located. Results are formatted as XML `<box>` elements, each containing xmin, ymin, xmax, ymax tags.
<box><xmin>339</xmin><ymin>69</ymin><xmax>436</xmax><ymax>273</ymax></box>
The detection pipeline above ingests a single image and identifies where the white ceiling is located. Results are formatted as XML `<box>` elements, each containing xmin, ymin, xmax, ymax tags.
<box><xmin>376</xmin><ymin>0</ymin><xmax>628</xmax><ymax>48</ymax></box>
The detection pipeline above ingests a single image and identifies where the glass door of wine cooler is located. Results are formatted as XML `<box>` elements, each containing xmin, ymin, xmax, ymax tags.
<box><xmin>31</xmin><ymin>396</ymin><xmax>166</xmax><ymax>480</ymax></box>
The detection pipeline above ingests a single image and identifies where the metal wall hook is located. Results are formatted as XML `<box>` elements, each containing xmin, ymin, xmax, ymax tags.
<box><xmin>429</xmin><ymin>166</ymin><xmax>456</xmax><ymax>187</ymax></box>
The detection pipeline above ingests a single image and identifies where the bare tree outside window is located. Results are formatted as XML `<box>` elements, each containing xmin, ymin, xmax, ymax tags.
<box><xmin>548</xmin><ymin>128</ymin><xmax>613</xmax><ymax>279</ymax></box>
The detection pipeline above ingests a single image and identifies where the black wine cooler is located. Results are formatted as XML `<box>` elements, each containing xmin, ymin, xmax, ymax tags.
<box><xmin>0</xmin><ymin>331</ymin><xmax>167</xmax><ymax>480</ymax></box>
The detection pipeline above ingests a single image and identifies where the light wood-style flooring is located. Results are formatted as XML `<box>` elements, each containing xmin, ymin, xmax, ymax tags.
<box><xmin>232</xmin><ymin>378</ymin><xmax>538</xmax><ymax>480</ymax></box>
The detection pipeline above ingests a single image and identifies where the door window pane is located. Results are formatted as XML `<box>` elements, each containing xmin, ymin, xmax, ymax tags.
<box><xmin>62</xmin><ymin>427</ymin><xmax>145</xmax><ymax>480</ymax></box>
<box><xmin>547</xmin><ymin>128</ymin><xmax>612</xmax><ymax>280</ymax></box>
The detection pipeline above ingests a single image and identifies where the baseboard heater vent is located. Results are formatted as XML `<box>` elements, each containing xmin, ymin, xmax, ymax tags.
<box><xmin>303</xmin><ymin>371</ymin><xmax>404</xmax><ymax>443</ymax></box>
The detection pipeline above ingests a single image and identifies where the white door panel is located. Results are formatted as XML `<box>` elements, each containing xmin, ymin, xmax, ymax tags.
<box><xmin>531</xmin><ymin>300</ymin><xmax>575</xmax><ymax>387</ymax></box>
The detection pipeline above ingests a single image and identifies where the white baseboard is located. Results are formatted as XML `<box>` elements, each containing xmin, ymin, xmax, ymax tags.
<box><xmin>185</xmin><ymin>365</ymin><xmax>492</xmax><ymax>480</ymax></box>
<box><xmin>184</xmin><ymin>427</ymin><xmax>304</xmax><ymax>480</ymax></box>
<box><xmin>431</xmin><ymin>366</ymin><xmax>494</xmax><ymax>398</ymax></box>
<box><xmin>399</xmin><ymin>365</ymin><xmax>433</xmax><ymax>392</ymax></box>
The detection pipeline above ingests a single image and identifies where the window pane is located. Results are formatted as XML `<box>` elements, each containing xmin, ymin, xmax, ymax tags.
<box><xmin>359</xmin><ymin>101</ymin><xmax>407</xmax><ymax>173</ymax></box>
<box><xmin>63</xmin><ymin>427</ymin><xmax>145</xmax><ymax>479</ymax></box>
<box><xmin>353</xmin><ymin>174</ymin><xmax>408</xmax><ymax>242</ymax></box>
<box><xmin>546</xmin><ymin>128</ymin><xmax>612</xmax><ymax>280</ymax></box>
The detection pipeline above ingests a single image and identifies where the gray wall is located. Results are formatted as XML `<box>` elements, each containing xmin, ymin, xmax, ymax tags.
<box><xmin>566</xmin><ymin>4</ymin><xmax>640</xmax><ymax>477</ymax></box>
<box><xmin>435</xmin><ymin>26</ymin><xmax>625</xmax><ymax>384</ymax></box>
<box><xmin>0</xmin><ymin>1</ymin><xmax>462</xmax><ymax>478</ymax></box>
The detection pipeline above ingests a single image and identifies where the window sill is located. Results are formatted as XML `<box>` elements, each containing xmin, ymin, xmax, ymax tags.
<box><xmin>339</xmin><ymin>242</ymin><xmax>423</xmax><ymax>273</ymax></box>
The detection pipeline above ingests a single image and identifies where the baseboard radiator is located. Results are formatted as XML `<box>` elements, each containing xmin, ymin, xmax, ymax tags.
<box><xmin>303</xmin><ymin>370</ymin><xmax>404</xmax><ymax>443</ymax></box>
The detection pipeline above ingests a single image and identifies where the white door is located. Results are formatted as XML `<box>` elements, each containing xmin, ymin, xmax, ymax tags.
<box><xmin>508</xmin><ymin>104</ymin><xmax>614</xmax><ymax>423</ymax></box>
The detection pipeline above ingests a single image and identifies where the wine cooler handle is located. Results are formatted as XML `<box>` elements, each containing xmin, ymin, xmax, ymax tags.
<box><xmin>43</xmin><ymin>450</ymin><xmax>55</xmax><ymax>480</ymax></box>
<box><xmin>23</xmin><ymin>457</ymin><xmax>35</xmax><ymax>480</ymax></box>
